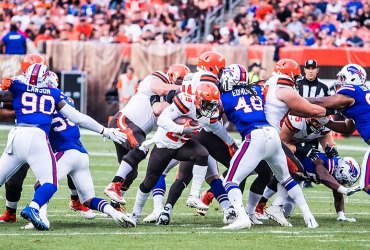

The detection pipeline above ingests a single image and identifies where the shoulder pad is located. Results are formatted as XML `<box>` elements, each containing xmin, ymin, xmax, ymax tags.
<box><xmin>173</xmin><ymin>92</ymin><xmax>193</xmax><ymax>114</ymax></box>
<box><xmin>151</xmin><ymin>71</ymin><xmax>170</xmax><ymax>84</ymax></box>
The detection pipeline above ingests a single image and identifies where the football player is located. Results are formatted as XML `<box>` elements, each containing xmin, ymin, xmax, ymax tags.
<box><xmin>22</xmin><ymin>72</ymin><xmax>135</xmax><ymax>229</ymax></box>
<box><xmin>130</xmin><ymin>83</ymin><xmax>235</xmax><ymax>226</ymax></box>
<box><xmin>103</xmin><ymin>64</ymin><xmax>190</xmax><ymax>210</ymax></box>
<box><xmin>307</xmin><ymin>63</ymin><xmax>370</xmax><ymax>196</ymax></box>
<box><xmin>0</xmin><ymin>63</ymin><xmax>127</xmax><ymax>230</ymax></box>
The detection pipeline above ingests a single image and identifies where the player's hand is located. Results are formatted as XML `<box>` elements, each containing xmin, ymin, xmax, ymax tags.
<box><xmin>102</xmin><ymin>127</ymin><xmax>127</xmax><ymax>144</ymax></box>
<box><xmin>139</xmin><ymin>139</ymin><xmax>153</xmax><ymax>153</ymax></box>
<box><xmin>337</xmin><ymin>213</ymin><xmax>356</xmax><ymax>222</ymax></box>
<box><xmin>1</xmin><ymin>77</ymin><xmax>13</xmax><ymax>90</ymax></box>
<box><xmin>228</xmin><ymin>142</ymin><xmax>238</xmax><ymax>157</ymax></box>
<box><xmin>324</xmin><ymin>143</ymin><xmax>339</xmax><ymax>158</ymax></box>
<box><xmin>183</xmin><ymin>124</ymin><xmax>201</xmax><ymax>136</ymax></box>
<box><xmin>346</xmin><ymin>185</ymin><xmax>362</xmax><ymax>196</ymax></box>
<box><xmin>307</xmin><ymin>148</ymin><xmax>320</xmax><ymax>161</ymax></box>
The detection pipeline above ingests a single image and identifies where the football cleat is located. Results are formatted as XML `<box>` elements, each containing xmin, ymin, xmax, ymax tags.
<box><xmin>20</xmin><ymin>205</ymin><xmax>49</xmax><ymax>231</ymax></box>
<box><xmin>110</xmin><ymin>200</ymin><xmax>126</xmax><ymax>214</ymax></box>
<box><xmin>248</xmin><ymin>213</ymin><xmax>263</xmax><ymax>225</ymax></box>
<box><xmin>222</xmin><ymin>212</ymin><xmax>251</xmax><ymax>230</ymax></box>
<box><xmin>304</xmin><ymin>215</ymin><xmax>319</xmax><ymax>229</ymax></box>
<box><xmin>21</xmin><ymin>222</ymin><xmax>35</xmax><ymax>230</ymax></box>
<box><xmin>143</xmin><ymin>211</ymin><xmax>160</xmax><ymax>223</ymax></box>
<box><xmin>186</xmin><ymin>195</ymin><xmax>209</xmax><ymax>210</ymax></box>
<box><xmin>130</xmin><ymin>213</ymin><xmax>140</xmax><ymax>226</ymax></box>
<box><xmin>255</xmin><ymin>202</ymin><xmax>268</xmax><ymax>220</ymax></box>
<box><xmin>104</xmin><ymin>182</ymin><xmax>126</xmax><ymax>204</ymax></box>
<box><xmin>223</xmin><ymin>206</ymin><xmax>237</xmax><ymax>225</ymax></box>
<box><xmin>201</xmin><ymin>190</ymin><xmax>214</xmax><ymax>206</ymax></box>
<box><xmin>157</xmin><ymin>207</ymin><xmax>171</xmax><ymax>225</ymax></box>
<box><xmin>0</xmin><ymin>209</ymin><xmax>16</xmax><ymax>223</ymax></box>
<box><xmin>112</xmin><ymin>211</ymin><xmax>136</xmax><ymax>228</ymax></box>
<box><xmin>69</xmin><ymin>199</ymin><xmax>96</xmax><ymax>219</ymax></box>
<box><xmin>265</xmin><ymin>205</ymin><xmax>292</xmax><ymax>227</ymax></box>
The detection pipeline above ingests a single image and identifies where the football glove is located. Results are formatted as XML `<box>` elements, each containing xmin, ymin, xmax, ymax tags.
<box><xmin>346</xmin><ymin>185</ymin><xmax>362</xmax><ymax>196</ymax></box>
<box><xmin>101</xmin><ymin>127</ymin><xmax>127</xmax><ymax>144</ymax></box>
<box><xmin>1</xmin><ymin>77</ymin><xmax>13</xmax><ymax>90</ymax></box>
<box><xmin>296</xmin><ymin>144</ymin><xmax>320</xmax><ymax>159</ymax></box>
<box><xmin>150</xmin><ymin>95</ymin><xmax>161</xmax><ymax>105</ymax></box>
<box><xmin>164</xmin><ymin>89</ymin><xmax>178</xmax><ymax>104</ymax></box>
<box><xmin>227</xmin><ymin>142</ymin><xmax>238</xmax><ymax>157</ymax></box>
<box><xmin>183</xmin><ymin>125</ymin><xmax>201</xmax><ymax>136</ymax></box>
<box><xmin>324</xmin><ymin>143</ymin><xmax>339</xmax><ymax>158</ymax></box>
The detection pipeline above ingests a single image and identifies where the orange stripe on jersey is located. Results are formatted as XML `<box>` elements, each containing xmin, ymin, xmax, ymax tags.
<box><xmin>200</xmin><ymin>74</ymin><xmax>218</xmax><ymax>84</ymax></box>
<box><xmin>277</xmin><ymin>78</ymin><xmax>295</xmax><ymax>87</ymax></box>
<box><xmin>284</xmin><ymin>117</ymin><xmax>297</xmax><ymax>132</ymax></box>
<box><xmin>210</xmin><ymin>117</ymin><xmax>218</xmax><ymax>124</ymax></box>
<box><xmin>152</xmin><ymin>71</ymin><xmax>170</xmax><ymax>84</ymax></box>
<box><xmin>173</xmin><ymin>96</ymin><xmax>189</xmax><ymax>114</ymax></box>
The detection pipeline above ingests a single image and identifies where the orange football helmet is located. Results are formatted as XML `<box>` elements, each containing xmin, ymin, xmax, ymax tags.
<box><xmin>167</xmin><ymin>64</ymin><xmax>191</xmax><ymax>85</ymax></box>
<box><xmin>197</xmin><ymin>51</ymin><xmax>226</xmax><ymax>78</ymax></box>
<box><xmin>21</xmin><ymin>54</ymin><xmax>47</xmax><ymax>74</ymax></box>
<box><xmin>195</xmin><ymin>83</ymin><xmax>220</xmax><ymax>118</ymax></box>
<box><xmin>274</xmin><ymin>58</ymin><xmax>301</xmax><ymax>83</ymax></box>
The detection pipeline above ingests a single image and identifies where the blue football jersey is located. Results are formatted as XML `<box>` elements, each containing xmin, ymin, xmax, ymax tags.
<box><xmin>49</xmin><ymin>97</ymin><xmax>87</xmax><ymax>154</ymax></box>
<box><xmin>299</xmin><ymin>153</ymin><xmax>338</xmax><ymax>182</ymax></box>
<box><xmin>221</xmin><ymin>85</ymin><xmax>269</xmax><ymax>139</ymax></box>
<box><xmin>10</xmin><ymin>79</ymin><xmax>64</xmax><ymax>134</ymax></box>
<box><xmin>337</xmin><ymin>84</ymin><xmax>370</xmax><ymax>143</ymax></box>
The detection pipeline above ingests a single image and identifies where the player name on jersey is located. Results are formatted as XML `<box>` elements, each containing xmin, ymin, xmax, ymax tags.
<box><xmin>231</xmin><ymin>88</ymin><xmax>255</xmax><ymax>97</ymax></box>
<box><xmin>26</xmin><ymin>85</ymin><xmax>51</xmax><ymax>94</ymax></box>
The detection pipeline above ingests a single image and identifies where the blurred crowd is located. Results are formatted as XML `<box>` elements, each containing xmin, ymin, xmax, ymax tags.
<box><xmin>0</xmin><ymin>0</ymin><xmax>221</xmax><ymax>53</ymax></box>
<box><xmin>208</xmin><ymin>0</ymin><xmax>370</xmax><ymax>48</ymax></box>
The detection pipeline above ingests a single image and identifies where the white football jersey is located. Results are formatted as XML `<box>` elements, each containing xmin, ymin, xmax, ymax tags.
<box><xmin>153</xmin><ymin>92</ymin><xmax>228</xmax><ymax>149</ymax></box>
<box><xmin>285</xmin><ymin>115</ymin><xmax>331</xmax><ymax>143</ymax></box>
<box><xmin>181</xmin><ymin>70</ymin><xmax>218</xmax><ymax>95</ymax></box>
<box><xmin>264</xmin><ymin>74</ymin><xmax>295</xmax><ymax>132</ymax></box>
<box><xmin>122</xmin><ymin>71</ymin><xmax>169</xmax><ymax>134</ymax></box>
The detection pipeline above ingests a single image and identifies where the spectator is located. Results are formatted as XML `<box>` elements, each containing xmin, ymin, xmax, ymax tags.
<box><xmin>320</xmin><ymin>14</ymin><xmax>337</xmax><ymax>35</ymax></box>
<box><xmin>346</xmin><ymin>0</ymin><xmax>364</xmax><ymax>18</ymax></box>
<box><xmin>276</xmin><ymin>3</ymin><xmax>292</xmax><ymax>25</ymax></box>
<box><xmin>287</xmin><ymin>13</ymin><xmax>304</xmax><ymax>37</ymax></box>
<box><xmin>76</xmin><ymin>16</ymin><xmax>93</xmax><ymax>39</ymax></box>
<box><xmin>316</xmin><ymin>0</ymin><xmax>328</xmax><ymax>14</ymax></box>
<box><xmin>1</xmin><ymin>23</ymin><xmax>26</xmax><ymax>54</ymax></box>
<box><xmin>255</xmin><ymin>0</ymin><xmax>274</xmax><ymax>21</ymax></box>
<box><xmin>359</xmin><ymin>3</ymin><xmax>370</xmax><ymax>26</ymax></box>
<box><xmin>260</xmin><ymin>13</ymin><xmax>276</xmax><ymax>32</ymax></box>
<box><xmin>81</xmin><ymin>0</ymin><xmax>97</xmax><ymax>17</ymax></box>
<box><xmin>337</xmin><ymin>7</ymin><xmax>358</xmax><ymax>29</ymax></box>
<box><xmin>124</xmin><ymin>17</ymin><xmax>142</xmax><ymax>43</ymax></box>
<box><xmin>346</xmin><ymin>27</ymin><xmax>364</xmax><ymax>47</ymax></box>
<box><xmin>234</xmin><ymin>7</ymin><xmax>247</xmax><ymax>25</ymax></box>
<box><xmin>326</xmin><ymin>0</ymin><xmax>342</xmax><ymax>15</ymax></box>
<box><xmin>303</xmin><ymin>28</ymin><xmax>316</xmax><ymax>46</ymax></box>
<box><xmin>34</xmin><ymin>28</ymin><xmax>55</xmax><ymax>48</ymax></box>
<box><xmin>116</xmin><ymin>66</ymin><xmax>139</xmax><ymax>109</ymax></box>
<box><xmin>248</xmin><ymin>62</ymin><xmax>261</xmax><ymax>84</ymax></box>
<box><xmin>39</xmin><ymin>16</ymin><xmax>57</xmax><ymax>35</ymax></box>
<box><xmin>305</xmin><ymin>15</ymin><xmax>321</xmax><ymax>36</ymax></box>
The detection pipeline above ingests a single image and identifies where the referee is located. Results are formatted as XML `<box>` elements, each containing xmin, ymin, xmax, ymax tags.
<box><xmin>297</xmin><ymin>59</ymin><xmax>329</xmax><ymax>97</ymax></box>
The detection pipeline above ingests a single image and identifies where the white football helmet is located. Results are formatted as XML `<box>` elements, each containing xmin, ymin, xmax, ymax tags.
<box><xmin>25</xmin><ymin>63</ymin><xmax>50</xmax><ymax>88</ymax></box>
<box><xmin>49</xmin><ymin>71</ymin><xmax>59</xmax><ymax>88</ymax></box>
<box><xmin>221</xmin><ymin>64</ymin><xmax>248</xmax><ymax>91</ymax></box>
<box><xmin>334</xmin><ymin>157</ymin><xmax>361</xmax><ymax>187</ymax></box>
<box><xmin>336</xmin><ymin>64</ymin><xmax>367</xmax><ymax>87</ymax></box>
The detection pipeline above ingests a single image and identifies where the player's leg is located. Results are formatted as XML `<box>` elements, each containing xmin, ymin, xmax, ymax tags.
<box><xmin>66</xmin><ymin>151</ymin><xmax>134</xmax><ymax>227</ymax></box>
<box><xmin>0</xmin><ymin>164</ymin><xmax>29</xmax><ymax>223</ymax></box>
<box><xmin>265</xmin><ymin>130</ymin><xmax>318</xmax><ymax>228</ymax></box>
<box><xmin>360</xmin><ymin>147</ymin><xmax>370</xmax><ymax>194</ymax></box>
<box><xmin>255</xmin><ymin>178</ymin><xmax>278</xmax><ymax>219</ymax></box>
<box><xmin>131</xmin><ymin>146</ymin><xmax>176</xmax><ymax>224</ymax></box>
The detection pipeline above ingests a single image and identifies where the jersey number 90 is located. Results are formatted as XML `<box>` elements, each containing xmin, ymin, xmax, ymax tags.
<box><xmin>21</xmin><ymin>92</ymin><xmax>55</xmax><ymax>115</ymax></box>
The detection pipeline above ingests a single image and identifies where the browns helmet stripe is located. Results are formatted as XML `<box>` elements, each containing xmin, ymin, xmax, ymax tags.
<box><xmin>200</xmin><ymin>74</ymin><xmax>218</xmax><ymax>84</ymax></box>
<box><xmin>173</xmin><ymin>96</ymin><xmax>189</xmax><ymax>114</ymax></box>
<box><xmin>284</xmin><ymin>117</ymin><xmax>299</xmax><ymax>132</ymax></box>
<box><xmin>152</xmin><ymin>71</ymin><xmax>170</xmax><ymax>84</ymax></box>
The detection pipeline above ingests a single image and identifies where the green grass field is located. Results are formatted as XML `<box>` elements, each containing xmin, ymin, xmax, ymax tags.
<box><xmin>0</xmin><ymin>129</ymin><xmax>369</xmax><ymax>250</ymax></box>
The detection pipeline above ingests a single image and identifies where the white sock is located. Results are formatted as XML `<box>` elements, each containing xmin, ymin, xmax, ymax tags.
<box><xmin>271</xmin><ymin>184</ymin><xmax>288</xmax><ymax>206</ymax></box>
<box><xmin>153</xmin><ymin>194</ymin><xmax>164</xmax><ymax>214</ymax></box>
<box><xmin>246</xmin><ymin>191</ymin><xmax>262</xmax><ymax>215</ymax></box>
<box><xmin>262</xmin><ymin>187</ymin><xmax>276</xmax><ymax>200</ymax></box>
<box><xmin>286</xmin><ymin>185</ymin><xmax>312</xmax><ymax>218</ymax></box>
<box><xmin>29</xmin><ymin>201</ymin><xmax>40</xmax><ymax>211</ymax></box>
<box><xmin>132</xmin><ymin>188</ymin><xmax>150</xmax><ymax>216</ymax></box>
<box><xmin>115</xmin><ymin>160</ymin><xmax>133</xmax><ymax>179</ymax></box>
<box><xmin>227</xmin><ymin>188</ymin><xmax>245</xmax><ymax>214</ymax></box>
<box><xmin>103</xmin><ymin>204</ymin><xmax>118</xmax><ymax>217</ymax></box>
<box><xmin>219</xmin><ymin>200</ymin><xmax>231</xmax><ymax>211</ymax></box>
<box><xmin>189</xmin><ymin>164</ymin><xmax>207</xmax><ymax>197</ymax></box>
<box><xmin>39</xmin><ymin>203</ymin><xmax>48</xmax><ymax>221</ymax></box>
<box><xmin>6</xmin><ymin>200</ymin><xmax>18</xmax><ymax>210</ymax></box>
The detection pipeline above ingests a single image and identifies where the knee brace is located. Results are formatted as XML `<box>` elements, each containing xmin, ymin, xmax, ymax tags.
<box><xmin>122</xmin><ymin>147</ymin><xmax>147</xmax><ymax>168</ymax></box>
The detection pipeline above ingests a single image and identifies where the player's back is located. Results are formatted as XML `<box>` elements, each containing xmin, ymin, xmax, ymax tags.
<box><xmin>123</xmin><ymin>71</ymin><xmax>168</xmax><ymax>134</ymax></box>
<box><xmin>221</xmin><ymin>85</ymin><xmax>269</xmax><ymax>139</ymax></box>
<box><xmin>49</xmin><ymin>97</ymin><xmax>87</xmax><ymax>154</ymax></box>
<box><xmin>299</xmin><ymin>153</ymin><xmax>337</xmax><ymax>182</ymax></box>
<box><xmin>10</xmin><ymin>79</ymin><xmax>63</xmax><ymax>134</ymax></box>
<box><xmin>336</xmin><ymin>84</ymin><xmax>370</xmax><ymax>143</ymax></box>
<box><xmin>264</xmin><ymin>74</ymin><xmax>294</xmax><ymax>132</ymax></box>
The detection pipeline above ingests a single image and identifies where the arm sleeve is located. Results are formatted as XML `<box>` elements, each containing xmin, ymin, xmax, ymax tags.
<box><xmin>59</xmin><ymin>103</ymin><xmax>104</xmax><ymax>134</ymax></box>
<box><xmin>157</xmin><ymin>103</ymin><xmax>184</xmax><ymax>134</ymax></box>
<box><xmin>203</xmin><ymin>120</ymin><xmax>234</xmax><ymax>145</ymax></box>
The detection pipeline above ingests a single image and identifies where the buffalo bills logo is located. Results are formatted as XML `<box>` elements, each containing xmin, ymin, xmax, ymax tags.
<box><xmin>347</xmin><ymin>66</ymin><xmax>364</xmax><ymax>77</ymax></box>
<box><xmin>348</xmin><ymin>160</ymin><xmax>358</xmax><ymax>177</ymax></box>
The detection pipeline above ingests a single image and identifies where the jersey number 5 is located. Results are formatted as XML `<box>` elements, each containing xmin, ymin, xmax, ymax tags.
<box><xmin>235</xmin><ymin>96</ymin><xmax>263</xmax><ymax>113</ymax></box>
<box><xmin>21</xmin><ymin>92</ymin><xmax>55</xmax><ymax>115</ymax></box>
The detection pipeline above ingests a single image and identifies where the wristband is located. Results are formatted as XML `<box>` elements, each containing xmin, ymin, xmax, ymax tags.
<box><xmin>318</xmin><ymin>117</ymin><xmax>330</xmax><ymax>125</ymax></box>
<box><xmin>337</xmin><ymin>185</ymin><xmax>348</xmax><ymax>194</ymax></box>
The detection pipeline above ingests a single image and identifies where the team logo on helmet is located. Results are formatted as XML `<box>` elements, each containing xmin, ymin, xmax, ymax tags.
<box><xmin>347</xmin><ymin>65</ymin><xmax>365</xmax><ymax>77</ymax></box>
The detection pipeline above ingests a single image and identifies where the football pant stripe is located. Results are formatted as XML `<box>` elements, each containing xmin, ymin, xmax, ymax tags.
<box><xmin>46</xmin><ymin>135</ymin><xmax>58</xmax><ymax>185</ymax></box>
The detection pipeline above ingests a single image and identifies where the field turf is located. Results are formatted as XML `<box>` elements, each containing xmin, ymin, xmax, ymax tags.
<box><xmin>0</xmin><ymin>129</ymin><xmax>369</xmax><ymax>250</ymax></box>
